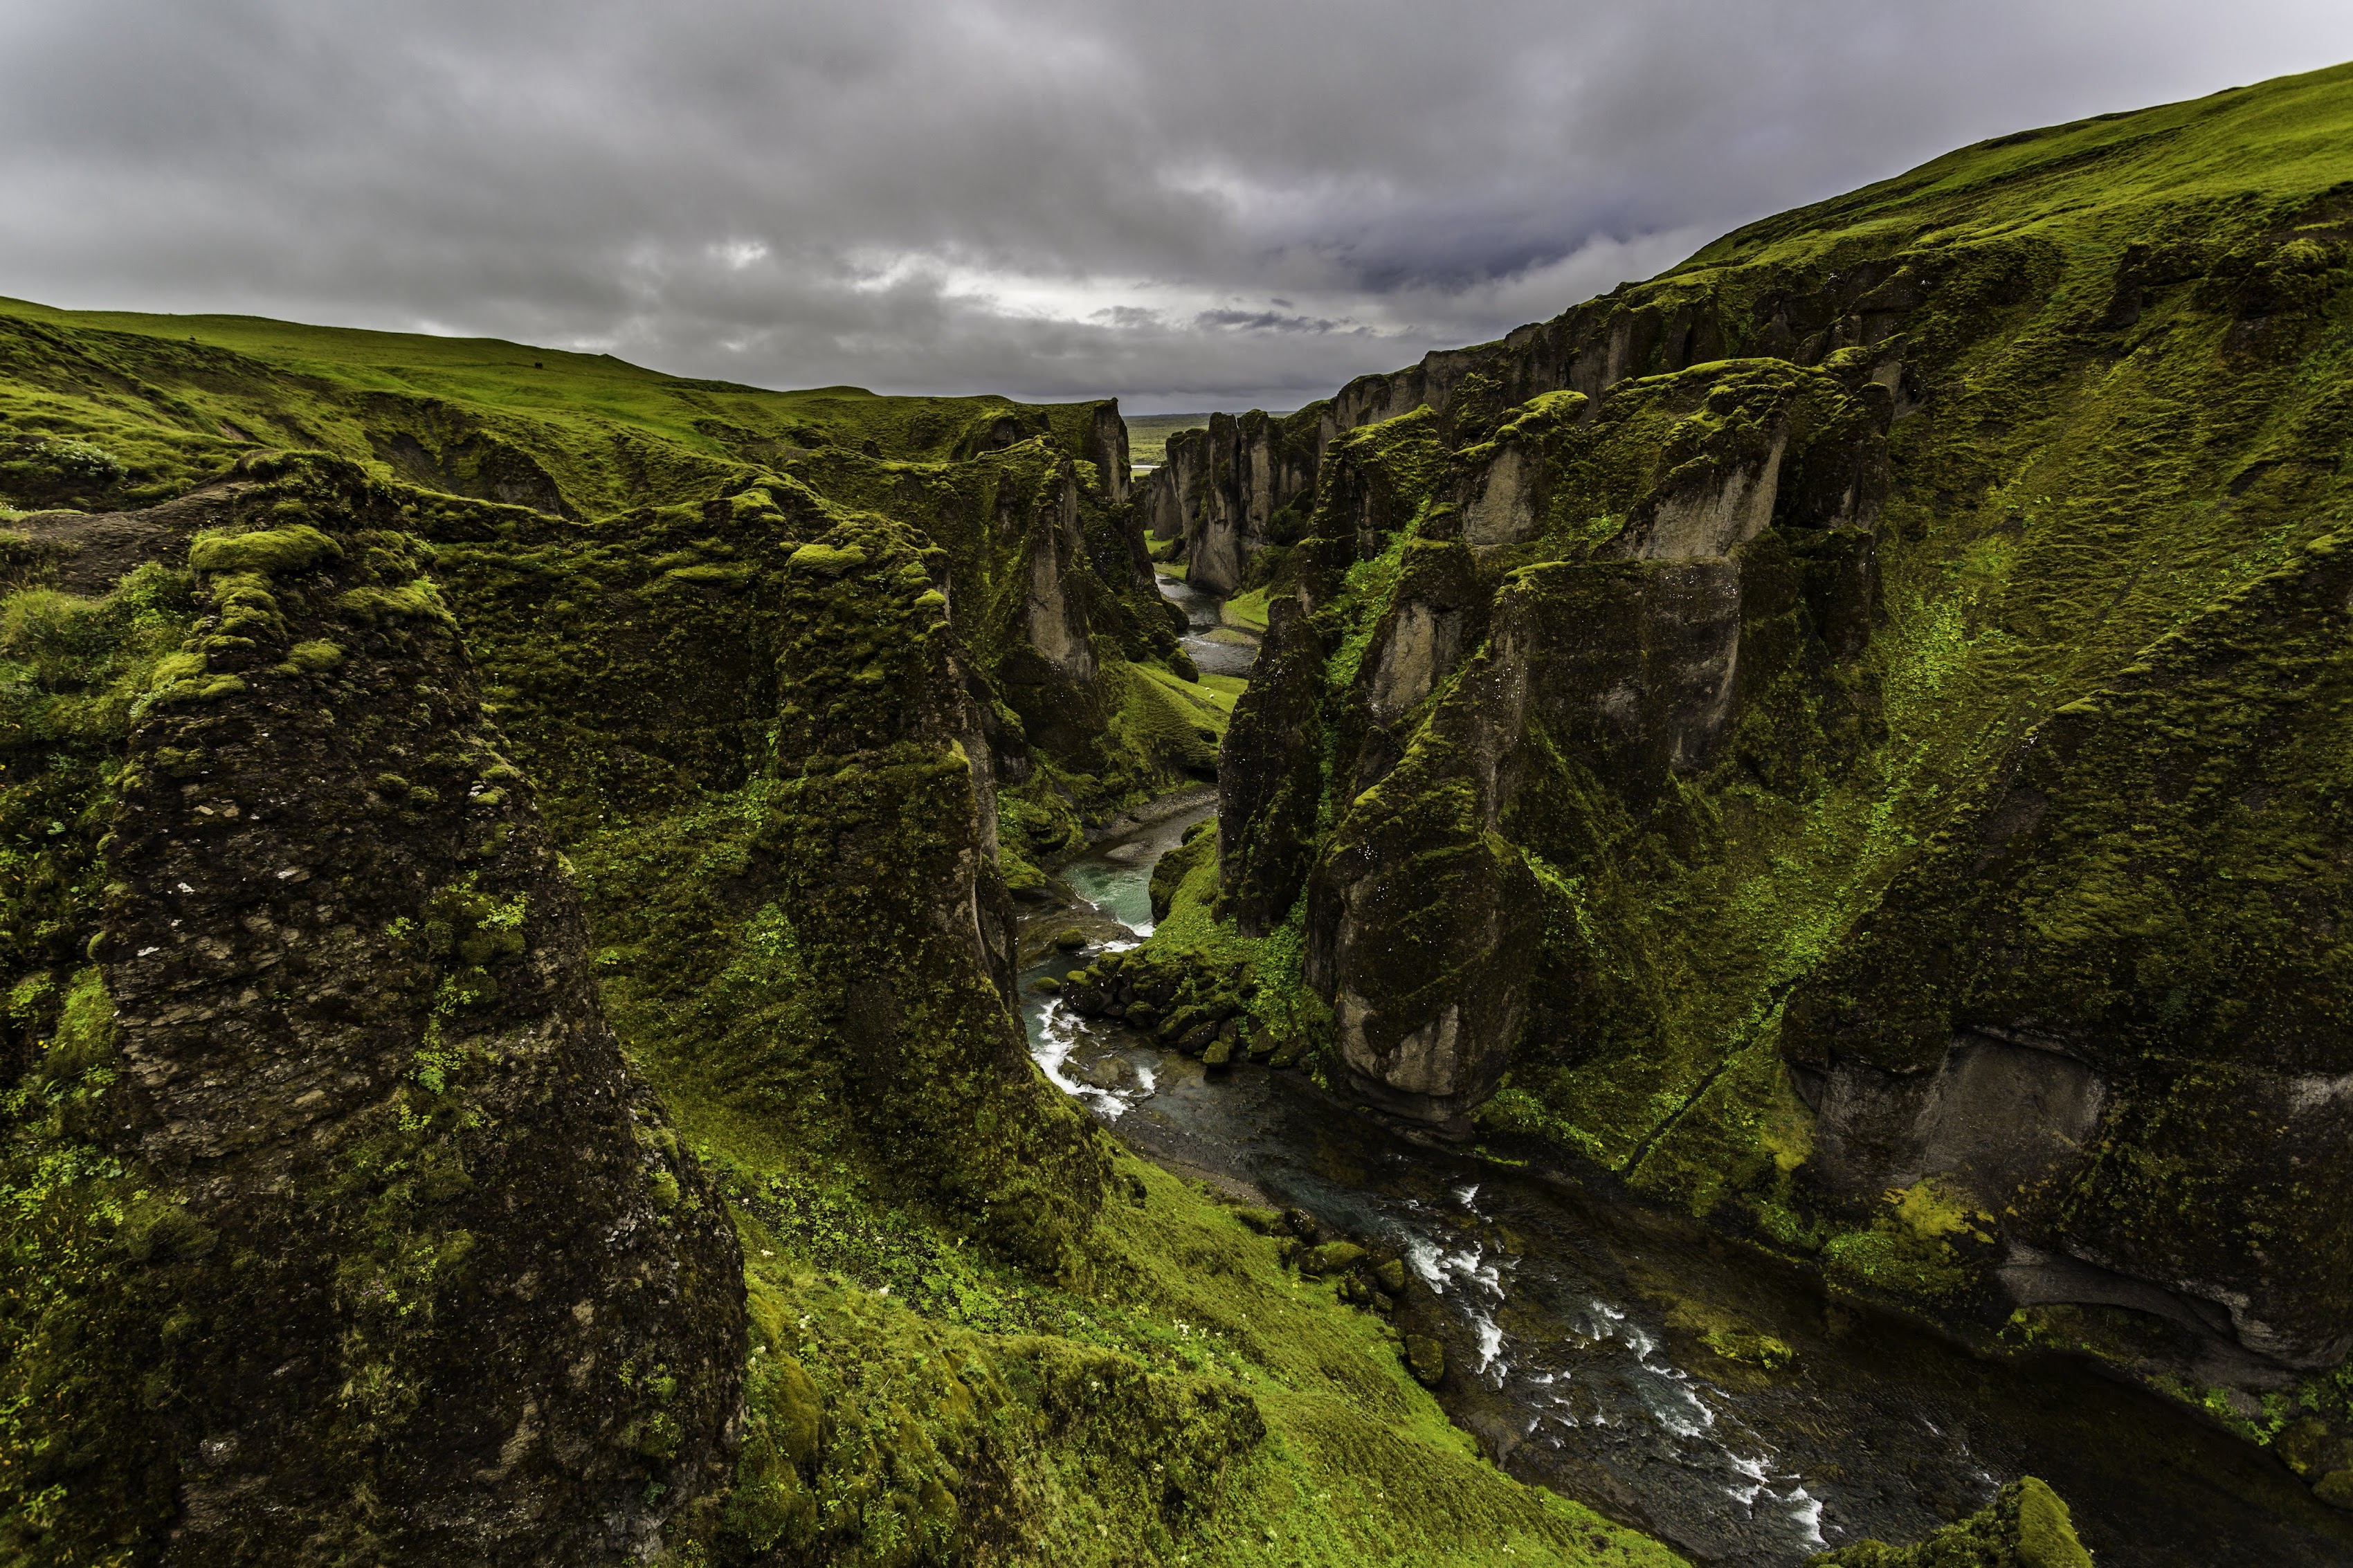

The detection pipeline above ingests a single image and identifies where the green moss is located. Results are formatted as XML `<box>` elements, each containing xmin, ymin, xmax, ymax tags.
<box><xmin>0</xmin><ymin>563</ymin><xmax>202</xmax><ymax>1558</ymax></box>
<box><xmin>186</xmin><ymin>522</ymin><xmax>343</xmax><ymax>576</ymax></box>
<box><xmin>788</xmin><ymin>541</ymin><xmax>869</xmax><ymax>577</ymax></box>
<box><xmin>282</xmin><ymin>638</ymin><xmax>345</xmax><ymax>673</ymax></box>
<box><xmin>1820</xmin><ymin>1224</ymin><xmax>1975</xmax><ymax>1303</ymax></box>
<box><xmin>1808</xmin><ymin>1477</ymin><xmax>2091</xmax><ymax>1567</ymax></box>
<box><xmin>1699</xmin><ymin>1329</ymin><xmax>1795</xmax><ymax>1371</ymax></box>
<box><xmin>337</xmin><ymin>579</ymin><xmax>455</xmax><ymax>626</ymax></box>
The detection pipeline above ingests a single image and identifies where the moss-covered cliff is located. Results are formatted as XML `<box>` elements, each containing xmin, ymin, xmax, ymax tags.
<box><xmin>0</xmin><ymin>305</ymin><xmax>1665</xmax><ymax>1564</ymax></box>
<box><xmin>0</xmin><ymin>460</ymin><xmax>747</xmax><ymax>1562</ymax></box>
<box><xmin>1148</xmin><ymin>57</ymin><xmax>2353</xmax><ymax>1493</ymax></box>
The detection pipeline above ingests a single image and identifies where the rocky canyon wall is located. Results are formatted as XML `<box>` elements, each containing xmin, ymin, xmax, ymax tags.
<box><xmin>1170</xmin><ymin>61</ymin><xmax>2353</xmax><ymax>1475</ymax></box>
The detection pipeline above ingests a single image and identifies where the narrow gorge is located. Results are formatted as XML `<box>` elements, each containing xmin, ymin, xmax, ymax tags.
<box><xmin>1</xmin><ymin>55</ymin><xmax>2350</xmax><ymax>1568</ymax></box>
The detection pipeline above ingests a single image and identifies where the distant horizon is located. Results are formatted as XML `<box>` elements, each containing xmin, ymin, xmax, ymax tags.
<box><xmin>0</xmin><ymin>289</ymin><xmax>1305</xmax><ymax>419</ymax></box>
<box><xmin>4</xmin><ymin>5</ymin><xmax>2349</xmax><ymax>408</ymax></box>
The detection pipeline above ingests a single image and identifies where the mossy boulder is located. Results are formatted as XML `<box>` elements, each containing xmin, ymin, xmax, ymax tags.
<box><xmin>1809</xmin><ymin>1476</ymin><xmax>2091</xmax><ymax>1567</ymax></box>
<box><xmin>1405</xmin><ymin>1333</ymin><xmax>1446</xmax><ymax>1387</ymax></box>
<box><xmin>1147</xmin><ymin>817</ymin><xmax>1217</xmax><ymax>924</ymax></box>
<box><xmin>1306</xmin><ymin>1241</ymin><xmax>1368</xmax><ymax>1277</ymax></box>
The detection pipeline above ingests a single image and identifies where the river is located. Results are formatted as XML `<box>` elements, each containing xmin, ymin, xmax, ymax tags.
<box><xmin>1016</xmin><ymin>803</ymin><xmax>2353</xmax><ymax>1567</ymax></box>
<box><xmin>1156</xmin><ymin>567</ymin><xmax>1260</xmax><ymax>677</ymax></box>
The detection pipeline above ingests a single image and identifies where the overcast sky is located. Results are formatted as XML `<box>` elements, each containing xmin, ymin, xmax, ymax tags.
<box><xmin>2</xmin><ymin>3</ymin><xmax>2348</xmax><ymax>412</ymax></box>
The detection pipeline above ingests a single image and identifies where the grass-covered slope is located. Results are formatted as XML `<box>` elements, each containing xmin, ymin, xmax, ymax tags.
<box><xmin>1145</xmin><ymin>57</ymin><xmax>2353</xmax><ymax>1487</ymax></box>
<box><xmin>0</xmin><ymin>298</ymin><xmax>1125</xmax><ymax>519</ymax></box>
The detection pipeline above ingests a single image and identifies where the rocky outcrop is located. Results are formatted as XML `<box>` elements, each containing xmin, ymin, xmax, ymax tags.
<box><xmin>1021</xmin><ymin>465</ymin><xmax>1100</xmax><ymax>683</ymax></box>
<box><xmin>1215</xmin><ymin>598</ymin><xmax>1328</xmax><ymax>936</ymax></box>
<box><xmin>1138</xmin><ymin>409</ymin><xmax>1320</xmax><ymax>594</ymax></box>
<box><xmin>1280</xmin><ymin>363</ymin><xmax>1891</xmax><ymax>1120</ymax></box>
<box><xmin>414</xmin><ymin>459</ymin><xmax>1116</xmax><ymax>1266</ymax></box>
<box><xmin>1089</xmin><ymin>399</ymin><xmax>1131</xmax><ymax>507</ymax></box>
<box><xmin>763</xmin><ymin>502</ymin><xmax>1110</xmax><ymax>1259</ymax></box>
<box><xmin>36</xmin><ymin>468</ymin><xmax>745</xmax><ymax>1562</ymax></box>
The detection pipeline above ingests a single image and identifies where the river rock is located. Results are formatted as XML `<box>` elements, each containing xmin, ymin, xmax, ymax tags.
<box><xmin>1069</xmin><ymin>1052</ymin><xmax>1141</xmax><ymax>1095</ymax></box>
<box><xmin>1308</xmin><ymin>1241</ymin><xmax>1367</xmax><ymax>1276</ymax></box>
<box><xmin>1404</xmin><ymin>1334</ymin><xmax>1446</xmax><ymax>1387</ymax></box>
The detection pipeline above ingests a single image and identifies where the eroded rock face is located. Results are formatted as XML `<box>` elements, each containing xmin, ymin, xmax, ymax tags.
<box><xmin>1619</xmin><ymin>427</ymin><xmax>1786</xmax><ymax>560</ymax></box>
<box><xmin>1784</xmin><ymin>534</ymin><xmax>2353</xmax><ymax>1369</ymax></box>
<box><xmin>1291</xmin><ymin>365</ymin><xmax>1890</xmax><ymax>1120</ymax></box>
<box><xmin>1142</xmin><ymin>429</ymin><xmax>1199</xmax><ymax>544</ymax></box>
<box><xmin>1307</xmin><ymin>763</ymin><xmax>1543</xmax><ymax>1127</ymax></box>
<box><xmin>1217</xmin><ymin>599</ymin><xmax>1327</xmax><ymax>937</ymax></box>
<box><xmin>1365</xmin><ymin>599</ymin><xmax>1463</xmax><ymax>724</ymax></box>
<box><xmin>994</xmin><ymin>460</ymin><xmax>1111</xmax><ymax>763</ymax></box>
<box><xmin>1138</xmin><ymin>410</ymin><xmax>1319</xmax><ymax>596</ymax></box>
<box><xmin>1308</xmin><ymin>554</ymin><xmax>1765</xmax><ymax>1120</ymax></box>
<box><xmin>1457</xmin><ymin>437</ymin><xmax>1545</xmax><ymax>547</ymax></box>
<box><xmin>1090</xmin><ymin>399</ymin><xmax>1131</xmax><ymax>507</ymax></box>
<box><xmin>1024</xmin><ymin>468</ymin><xmax>1098</xmax><ymax>685</ymax></box>
<box><xmin>95</xmin><ymin>471</ymin><xmax>744</xmax><ymax>1563</ymax></box>
<box><xmin>1801</xmin><ymin>1032</ymin><xmax>2108</xmax><ymax>1212</ymax></box>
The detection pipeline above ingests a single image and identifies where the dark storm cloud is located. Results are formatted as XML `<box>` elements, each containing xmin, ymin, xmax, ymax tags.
<box><xmin>1</xmin><ymin>1</ymin><xmax>2349</xmax><ymax>410</ymax></box>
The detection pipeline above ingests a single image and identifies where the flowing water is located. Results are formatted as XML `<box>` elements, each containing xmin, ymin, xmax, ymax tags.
<box><xmin>1018</xmin><ymin>807</ymin><xmax>2353</xmax><ymax>1567</ymax></box>
<box><xmin>1156</xmin><ymin>567</ymin><xmax>1260</xmax><ymax>677</ymax></box>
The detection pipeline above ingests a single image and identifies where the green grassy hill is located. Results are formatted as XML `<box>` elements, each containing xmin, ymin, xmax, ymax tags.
<box><xmin>0</xmin><ymin>295</ymin><xmax>1126</xmax><ymax>520</ymax></box>
<box><xmin>1125</xmin><ymin>413</ymin><xmax>1213</xmax><ymax>469</ymax></box>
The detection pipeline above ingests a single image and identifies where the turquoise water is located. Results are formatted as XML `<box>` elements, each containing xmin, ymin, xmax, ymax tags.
<box><xmin>1058</xmin><ymin>852</ymin><xmax>1158</xmax><ymax>933</ymax></box>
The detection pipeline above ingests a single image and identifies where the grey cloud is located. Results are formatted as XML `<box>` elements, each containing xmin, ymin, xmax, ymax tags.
<box><xmin>2</xmin><ymin>1</ymin><xmax>2350</xmax><ymax>412</ymax></box>
<box><xmin>1192</xmin><ymin>309</ymin><xmax>1350</xmax><ymax>334</ymax></box>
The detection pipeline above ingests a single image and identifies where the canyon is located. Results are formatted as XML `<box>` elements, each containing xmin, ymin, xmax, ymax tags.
<box><xmin>3</xmin><ymin>55</ymin><xmax>2352</xmax><ymax>1568</ymax></box>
